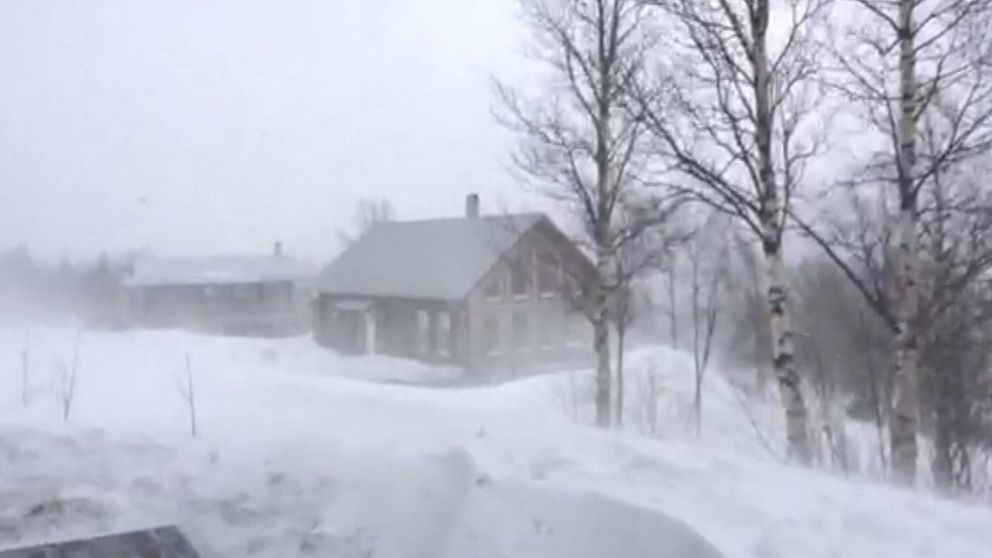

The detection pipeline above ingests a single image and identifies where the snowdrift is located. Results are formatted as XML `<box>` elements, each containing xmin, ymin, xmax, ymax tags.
<box><xmin>1</xmin><ymin>327</ymin><xmax>990</xmax><ymax>558</ymax></box>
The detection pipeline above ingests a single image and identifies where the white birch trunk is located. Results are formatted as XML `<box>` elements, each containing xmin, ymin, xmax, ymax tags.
<box><xmin>765</xmin><ymin>237</ymin><xmax>812</xmax><ymax>463</ymax></box>
<box><xmin>891</xmin><ymin>208</ymin><xmax>921</xmax><ymax>483</ymax></box>
<box><xmin>890</xmin><ymin>0</ymin><xmax>921</xmax><ymax>484</ymax></box>
<box><xmin>754</xmin><ymin>0</ymin><xmax>811</xmax><ymax>464</ymax></box>
<box><xmin>593</xmin><ymin>50</ymin><xmax>614</xmax><ymax>429</ymax></box>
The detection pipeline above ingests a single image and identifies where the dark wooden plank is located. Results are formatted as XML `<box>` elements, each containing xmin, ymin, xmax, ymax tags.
<box><xmin>0</xmin><ymin>526</ymin><xmax>200</xmax><ymax>558</ymax></box>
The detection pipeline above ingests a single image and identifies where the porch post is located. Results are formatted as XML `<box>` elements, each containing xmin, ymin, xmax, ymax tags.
<box><xmin>365</xmin><ymin>309</ymin><xmax>376</xmax><ymax>355</ymax></box>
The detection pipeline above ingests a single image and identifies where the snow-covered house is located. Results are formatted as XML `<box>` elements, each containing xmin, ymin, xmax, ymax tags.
<box><xmin>124</xmin><ymin>246</ymin><xmax>314</xmax><ymax>337</ymax></box>
<box><xmin>314</xmin><ymin>195</ymin><xmax>594</xmax><ymax>372</ymax></box>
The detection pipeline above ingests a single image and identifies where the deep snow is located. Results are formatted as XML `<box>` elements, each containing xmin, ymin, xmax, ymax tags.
<box><xmin>0</xmin><ymin>327</ymin><xmax>990</xmax><ymax>557</ymax></box>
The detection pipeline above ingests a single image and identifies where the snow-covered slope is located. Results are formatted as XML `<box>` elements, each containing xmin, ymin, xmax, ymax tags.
<box><xmin>0</xmin><ymin>327</ymin><xmax>989</xmax><ymax>557</ymax></box>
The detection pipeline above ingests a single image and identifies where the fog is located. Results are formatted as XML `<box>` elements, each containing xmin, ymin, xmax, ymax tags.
<box><xmin>0</xmin><ymin>0</ymin><xmax>531</xmax><ymax>262</ymax></box>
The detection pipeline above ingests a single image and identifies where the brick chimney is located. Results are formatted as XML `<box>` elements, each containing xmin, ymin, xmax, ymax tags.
<box><xmin>465</xmin><ymin>193</ymin><xmax>480</xmax><ymax>218</ymax></box>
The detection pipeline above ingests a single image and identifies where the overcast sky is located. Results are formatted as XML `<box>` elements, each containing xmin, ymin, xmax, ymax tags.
<box><xmin>0</xmin><ymin>0</ymin><xmax>534</xmax><ymax>263</ymax></box>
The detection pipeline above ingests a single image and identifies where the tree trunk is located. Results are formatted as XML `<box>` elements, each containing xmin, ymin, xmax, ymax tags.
<box><xmin>932</xmin><ymin>369</ymin><xmax>954</xmax><ymax>492</ymax></box>
<box><xmin>693</xmin><ymin>368</ymin><xmax>703</xmax><ymax>437</ymax></box>
<box><xmin>765</xmin><ymin>242</ymin><xmax>812</xmax><ymax>464</ymax></box>
<box><xmin>948</xmin><ymin>354</ymin><xmax>973</xmax><ymax>492</ymax></box>
<box><xmin>858</xmin><ymin>308</ymin><xmax>889</xmax><ymax>473</ymax></box>
<box><xmin>889</xmin><ymin>0</ymin><xmax>921</xmax><ymax>485</ymax></box>
<box><xmin>615</xmin><ymin>320</ymin><xmax>626</xmax><ymax>428</ymax></box>
<box><xmin>592</xmin><ymin>39</ymin><xmax>614</xmax><ymax>429</ymax></box>
<box><xmin>593</xmin><ymin>297</ymin><xmax>612</xmax><ymax>428</ymax></box>
<box><xmin>753</xmin><ymin>0</ymin><xmax>811</xmax><ymax>464</ymax></box>
<box><xmin>890</xmin><ymin>207</ymin><xmax>921</xmax><ymax>483</ymax></box>
<box><xmin>593</xmin><ymin>226</ymin><xmax>613</xmax><ymax>428</ymax></box>
<box><xmin>691</xmin><ymin>249</ymin><xmax>703</xmax><ymax>437</ymax></box>
<box><xmin>668</xmin><ymin>255</ymin><xmax>678</xmax><ymax>348</ymax></box>
<box><xmin>931</xmin><ymin>359</ymin><xmax>973</xmax><ymax>493</ymax></box>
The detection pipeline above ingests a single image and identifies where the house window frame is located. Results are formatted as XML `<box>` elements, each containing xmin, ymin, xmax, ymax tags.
<box><xmin>483</xmin><ymin>314</ymin><xmax>501</xmax><ymax>356</ymax></box>
<box><xmin>436</xmin><ymin>311</ymin><xmax>452</xmax><ymax>357</ymax></box>
<box><xmin>512</xmin><ymin>311</ymin><xmax>530</xmax><ymax>352</ymax></box>
<box><xmin>536</xmin><ymin>252</ymin><xmax>559</xmax><ymax>298</ymax></box>
<box><xmin>559</xmin><ymin>265</ymin><xmax>582</xmax><ymax>302</ymax></box>
<box><xmin>539</xmin><ymin>311</ymin><xmax>556</xmax><ymax>351</ymax></box>
<box><xmin>510</xmin><ymin>254</ymin><xmax>531</xmax><ymax>300</ymax></box>
<box><xmin>416</xmin><ymin>309</ymin><xmax>431</xmax><ymax>355</ymax></box>
<box><xmin>263</xmin><ymin>281</ymin><xmax>293</xmax><ymax>304</ymax></box>
<box><xmin>483</xmin><ymin>269</ymin><xmax>504</xmax><ymax>301</ymax></box>
<box><xmin>232</xmin><ymin>283</ymin><xmax>261</xmax><ymax>301</ymax></box>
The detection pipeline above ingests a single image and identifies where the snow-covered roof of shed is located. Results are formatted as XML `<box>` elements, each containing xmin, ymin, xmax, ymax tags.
<box><xmin>125</xmin><ymin>255</ymin><xmax>315</xmax><ymax>287</ymax></box>
<box><xmin>317</xmin><ymin>213</ymin><xmax>546</xmax><ymax>300</ymax></box>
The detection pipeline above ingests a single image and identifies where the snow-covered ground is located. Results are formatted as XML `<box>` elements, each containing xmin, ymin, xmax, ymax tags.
<box><xmin>1</xmin><ymin>327</ymin><xmax>990</xmax><ymax>557</ymax></box>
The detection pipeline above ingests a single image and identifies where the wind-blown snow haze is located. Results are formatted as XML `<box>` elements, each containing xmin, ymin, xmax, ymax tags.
<box><xmin>3</xmin><ymin>1</ymin><xmax>992</xmax><ymax>557</ymax></box>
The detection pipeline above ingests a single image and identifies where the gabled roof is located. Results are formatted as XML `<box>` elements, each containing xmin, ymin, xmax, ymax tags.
<box><xmin>125</xmin><ymin>255</ymin><xmax>314</xmax><ymax>287</ymax></box>
<box><xmin>317</xmin><ymin>213</ymin><xmax>546</xmax><ymax>300</ymax></box>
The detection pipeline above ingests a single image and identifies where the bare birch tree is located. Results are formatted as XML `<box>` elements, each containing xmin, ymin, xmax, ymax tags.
<box><xmin>636</xmin><ymin>0</ymin><xmax>829</xmax><ymax>462</ymax></box>
<box><xmin>916</xmin><ymin>157</ymin><xmax>992</xmax><ymax>492</ymax></box>
<box><xmin>796</xmin><ymin>157</ymin><xmax>992</xmax><ymax>487</ymax></box>
<box><xmin>801</xmin><ymin>0</ymin><xmax>992</xmax><ymax>483</ymax></box>
<box><xmin>496</xmin><ymin>0</ymin><xmax>658</xmax><ymax>427</ymax></box>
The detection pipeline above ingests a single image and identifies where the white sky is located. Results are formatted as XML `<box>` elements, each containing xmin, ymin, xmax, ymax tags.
<box><xmin>0</xmin><ymin>0</ymin><xmax>534</xmax><ymax>263</ymax></box>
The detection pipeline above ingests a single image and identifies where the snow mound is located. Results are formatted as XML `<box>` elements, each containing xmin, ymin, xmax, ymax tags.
<box><xmin>445</xmin><ymin>480</ymin><xmax>724</xmax><ymax>558</ymax></box>
<box><xmin>2</xmin><ymin>327</ymin><xmax>992</xmax><ymax>558</ymax></box>
<box><xmin>0</xmin><ymin>427</ymin><xmax>722</xmax><ymax>558</ymax></box>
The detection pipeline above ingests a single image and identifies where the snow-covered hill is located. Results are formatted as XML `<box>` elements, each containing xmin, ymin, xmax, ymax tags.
<box><xmin>0</xmin><ymin>327</ymin><xmax>989</xmax><ymax>557</ymax></box>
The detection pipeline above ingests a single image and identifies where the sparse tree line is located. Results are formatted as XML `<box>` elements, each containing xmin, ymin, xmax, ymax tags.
<box><xmin>0</xmin><ymin>194</ymin><xmax>396</xmax><ymax>327</ymax></box>
<box><xmin>498</xmin><ymin>0</ymin><xmax>992</xmax><ymax>495</ymax></box>
<box><xmin>0</xmin><ymin>246</ymin><xmax>137</xmax><ymax>328</ymax></box>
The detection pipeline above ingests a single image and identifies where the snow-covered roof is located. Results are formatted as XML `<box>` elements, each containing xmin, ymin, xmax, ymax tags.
<box><xmin>317</xmin><ymin>213</ymin><xmax>547</xmax><ymax>300</ymax></box>
<box><xmin>125</xmin><ymin>255</ymin><xmax>314</xmax><ymax>287</ymax></box>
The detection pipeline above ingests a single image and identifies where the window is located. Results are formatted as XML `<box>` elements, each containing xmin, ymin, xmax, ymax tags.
<box><xmin>436</xmin><ymin>311</ymin><xmax>451</xmax><ymax>357</ymax></box>
<box><xmin>540</xmin><ymin>312</ymin><xmax>557</xmax><ymax>350</ymax></box>
<box><xmin>512</xmin><ymin>311</ymin><xmax>529</xmax><ymax>350</ymax></box>
<box><xmin>510</xmin><ymin>255</ymin><xmax>530</xmax><ymax>298</ymax></box>
<box><xmin>263</xmin><ymin>282</ymin><xmax>292</xmax><ymax>304</ymax></box>
<box><xmin>483</xmin><ymin>270</ymin><xmax>503</xmax><ymax>300</ymax></box>
<box><xmin>536</xmin><ymin>253</ymin><xmax>558</xmax><ymax>296</ymax></box>
<box><xmin>232</xmin><ymin>283</ymin><xmax>261</xmax><ymax>301</ymax></box>
<box><xmin>484</xmin><ymin>315</ymin><xmax>500</xmax><ymax>355</ymax></box>
<box><xmin>416</xmin><ymin>310</ymin><xmax>430</xmax><ymax>355</ymax></box>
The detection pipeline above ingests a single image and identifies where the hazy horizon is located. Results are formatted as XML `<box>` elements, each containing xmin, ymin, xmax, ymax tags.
<box><xmin>0</xmin><ymin>0</ymin><xmax>537</xmax><ymax>264</ymax></box>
